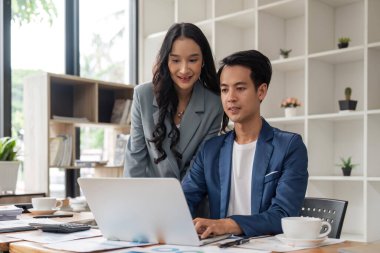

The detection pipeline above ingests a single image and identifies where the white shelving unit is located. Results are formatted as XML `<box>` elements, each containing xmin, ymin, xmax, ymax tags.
<box><xmin>139</xmin><ymin>0</ymin><xmax>380</xmax><ymax>242</ymax></box>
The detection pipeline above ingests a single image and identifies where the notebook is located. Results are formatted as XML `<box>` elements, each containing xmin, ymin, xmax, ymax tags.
<box><xmin>77</xmin><ymin>177</ymin><xmax>230</xmax><ymax>246</ymax></box>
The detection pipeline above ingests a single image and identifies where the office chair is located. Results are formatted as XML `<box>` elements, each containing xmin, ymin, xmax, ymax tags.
<box><xmin>300</xmin><ymin>197</ymin><xmax>348</xmax><ymax>239</ymax></box>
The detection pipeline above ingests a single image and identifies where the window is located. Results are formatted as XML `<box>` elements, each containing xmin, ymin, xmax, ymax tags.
<box><xmin>80</xmin><ymin>0</ymin><xmax>135</xmax><ymax>84</ymax></box>
<box><xmin>11</xmin><ymin>0</ymin><xmax>64</xmax><ymax>193</ymax></box>
<box><xmin>4</xmin><ymin>0</ymin><xmax>137</xmax><ymax>196</ymax></box>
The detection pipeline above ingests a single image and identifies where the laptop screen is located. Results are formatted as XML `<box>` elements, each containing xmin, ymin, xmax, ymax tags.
<box><xmin>78</xmin><ymin>177</ymin><xmax>203</xmax><ymax>246</ymax></box>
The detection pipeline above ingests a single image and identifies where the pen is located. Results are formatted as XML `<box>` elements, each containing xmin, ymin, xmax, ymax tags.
<box><xmin>219</xmin><ymin>238</ymin><xmax>250</xmax><ymax>248</ymax></box>
<box><xmin>218</xmin><ymin>235</ymin><xmax>270</xmax><ymax>248</ymax></box>
<box><xmin>33</xmin><ymin>214</ymin><xmax>74</xmax><ymax>219</ymax></box>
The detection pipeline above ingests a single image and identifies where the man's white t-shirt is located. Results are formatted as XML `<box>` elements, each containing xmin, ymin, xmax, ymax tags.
<box><xmin>227</xmin><ymin>140</ymin><xmax>257</xmax><ymax>216</ymax></box>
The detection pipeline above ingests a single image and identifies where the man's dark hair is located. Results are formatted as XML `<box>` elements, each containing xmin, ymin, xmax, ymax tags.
<box><xmin>217</xmin><ymin>50</ymin><xmax>272</xmax><ymax>132</ymax></box>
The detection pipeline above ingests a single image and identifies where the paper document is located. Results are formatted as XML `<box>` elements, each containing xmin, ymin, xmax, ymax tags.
<box><xmin>238</xmin><ymin>236</ymin><xmax>345</xmax><ymax>252</ymax></box>
<box><xmin>44</xmin><ymin>237</ymin><xmax>155</xmax><ymax>252</ymax></box>
<box><xmin>126</xmin><ymin>244</ymin><xmax>269</xmax><ymax>253</ymax></box>
<box><xmin>0</xmin><ymin>234</ymin><xmax>22</xmax><ymax>243</ymax></box>
<box><xmin>0</xmin><ymin>218</ymin><xmax>61</xmax><ymax>229</ymax></box>
<box><xmin>338</xmin><ymin>243</ymin><xmax>380</xmax><ymax>253</ymax></box>
<box><xmin>7</xmin><ymin>228</ymin><xmax>101</xmax><ymax>244</ymax></box>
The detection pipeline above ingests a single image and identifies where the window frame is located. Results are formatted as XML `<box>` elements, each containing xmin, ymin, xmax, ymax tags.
<box><xmin>1</xmin><ymin>0</ymin><xmax>138</xmax><ymax>197</ymax></box>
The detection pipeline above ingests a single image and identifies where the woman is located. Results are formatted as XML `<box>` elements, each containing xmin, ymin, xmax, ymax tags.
<box><xmin>124</xmin><ymin>23</ymin><xmax>223</xmax><ymax>180</ymax></box>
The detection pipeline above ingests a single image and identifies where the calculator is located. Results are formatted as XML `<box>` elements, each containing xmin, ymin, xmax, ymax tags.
<box><xmin>33</xmin><ymin>223</ymin><xmax>91</xmax><ymax>233</ymax></box>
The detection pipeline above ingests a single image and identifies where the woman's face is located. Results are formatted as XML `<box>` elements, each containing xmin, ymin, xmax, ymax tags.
<box><xmin>168</xmin><ymin>38</ymin><xmax>203</xmax><ymax>94</ymax></box>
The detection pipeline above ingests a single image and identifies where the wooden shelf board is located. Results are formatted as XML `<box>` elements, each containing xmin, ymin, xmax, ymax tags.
<box><xmin>309</xmin><ymin>176</ymin><xmax>364</xmax><ymax>181</ymax></box>
<box><xmin>308</xmin><ymin>111</ymin><xmax>364</xmax><ymax>121</ymax></box>
<box><xmin>266</xmin><ymin>116</ymin><xmax>305</xmax><ymax>124</ymax></box>
<box><xmin>271</xmin><ymin>56</ymin><xmax>305</xmax><ymax>72</ymax></box>
<box><xmin>368</xmin><ymin>41</ymin><xmax>380</xmax><ymax>50</ymax></box>
<box><xmin>309</xmin><ymin>46</ymin><xmax>364</xmax><ymax>64</ymax></box>
<box><xmin>318</xmin><ymin>0</ymin><xmax>363</xmax><ymax>8</ymax></box>
<box><xmin>215</xmin><ymin>8</ymin><xmax>255</xmax><ymax>28</ymax></box>
<box><xmin>259</xmin><ymin>0</ymin><xmax>304</xmax><ymax>19</ymax></box>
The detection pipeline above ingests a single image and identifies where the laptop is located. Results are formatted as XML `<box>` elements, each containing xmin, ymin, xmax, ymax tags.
<box><xmin>77</xmin><ymin>177</ymin><xmax>230</xmax><ymax>246</ymax></box>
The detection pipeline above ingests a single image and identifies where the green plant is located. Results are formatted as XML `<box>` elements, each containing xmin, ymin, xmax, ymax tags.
<box><xmin>336</xmin><ymin>156</ymin><xmax>358</xmax><ymax>169</ymax></box>
<box><xmin>0</xmin><ymin>137</ymin><xmax>19</xmax><ymax>161</ymax></box>
<box><xmin>338</xmin><ymin>37</ymin><xmax>351</xmax><ymax>44</ymax></box>
<box><xmin>345</xmin><ymin>87</ymin><xmax>352</xmax><ymax>100</ymax></box>
<box><xmin>280</xmin><ymin>49</ymin><xmax>292</xmax><ymax>57</ymax></box>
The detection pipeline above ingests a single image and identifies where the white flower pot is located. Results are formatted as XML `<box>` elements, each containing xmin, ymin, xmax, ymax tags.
<box><xmin>284</xmin><ymin>107</ymin><xmax>297</xmax><ymax>118</ymax></box>
<box><xmin>0</xmin><ymin>161</ymin><xmax>20</xmax><ymax>194</ymax></box>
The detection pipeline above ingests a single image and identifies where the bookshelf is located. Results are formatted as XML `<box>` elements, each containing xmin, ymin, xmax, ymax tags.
<box><xmin>139</xmin><ymin>0</ymin><xmax>380</xmax><ymax>242</ymax></box>
<box><xmin>23</xmin><ymin>73</ymin><xmax>134</xmax><ymax>196</ymax></box>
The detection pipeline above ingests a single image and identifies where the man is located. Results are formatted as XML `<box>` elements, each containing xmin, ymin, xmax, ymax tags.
<box><xmin>182</xmin><ymin>50</ymin><xmax>308</xmax><ymax>238</ymax></box>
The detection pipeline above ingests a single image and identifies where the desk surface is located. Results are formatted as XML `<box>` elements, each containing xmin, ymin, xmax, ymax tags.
<box><xmin>0</xmin><ymin>212</ymin><xmax>94</xmax><ymax>252</ymax></box>
<box><xmin>8</xmin><ymin>240</ymin><xmax>366</xmax><ymax>253</ymax></box>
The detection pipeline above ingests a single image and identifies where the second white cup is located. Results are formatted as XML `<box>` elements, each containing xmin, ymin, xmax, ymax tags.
<box><xmin>281</xmin><ymin>217</ymin><xmax>332</xmax><ymax>240</ymax></box>
<box><xmin>32</xmin><ymin>197</ymin><xmax>63</xmax><ymax>210</ymax></box>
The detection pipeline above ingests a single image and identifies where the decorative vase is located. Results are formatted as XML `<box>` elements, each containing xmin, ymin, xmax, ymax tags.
<box><xmin>339</xmin><ymin>100</ymin><xmax>357</xmax><ymax>111</ymax></box>
<box><xmin>284</xmin><ymin>107</ymin><xmax>297</xmax><ymax>118</ymax></box>
<box><xmin>0</xmin><ymin>161</ymin><xmax>20</xmax><ymax>194</ymax></box>
<box><xmin>341</xmin><ymin>167</ymin><xmax>352</xmax><ymax>176</ymax></box>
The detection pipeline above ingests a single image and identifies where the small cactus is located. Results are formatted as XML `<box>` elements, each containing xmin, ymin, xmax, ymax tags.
<box><xmin>345</xmin><ymin>87</ymin><xmax>352</xmax><ymax>101</ymax></box>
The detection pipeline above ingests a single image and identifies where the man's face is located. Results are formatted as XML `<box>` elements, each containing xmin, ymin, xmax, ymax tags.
<box><xmin>220</xmin><ymin>65</ymin><xmax>267</xmax><ymax>124</ymax></box>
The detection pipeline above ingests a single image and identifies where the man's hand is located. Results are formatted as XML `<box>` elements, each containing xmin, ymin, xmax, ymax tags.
<box><xmin>193</xmin><ymin>217</ymin><xmax>243</xmax><ymax>239</ymax></box>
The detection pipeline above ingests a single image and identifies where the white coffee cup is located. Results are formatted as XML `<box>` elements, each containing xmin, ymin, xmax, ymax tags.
<box><xmin>32</xmin><ymin>197</ymin><xmax>63</xmax><ymax>210</ymax></box>
<box><xmin>281</xmin><ymin>217</ymin><xmax>332</xmax><ymax>239</ymax></box>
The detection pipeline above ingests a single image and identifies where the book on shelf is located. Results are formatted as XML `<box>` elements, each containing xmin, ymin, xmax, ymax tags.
<box><xmin>52</xmin><ymin>115</ymin><xmax>89</xmax><ymax>123</ymax></box>
<box><xmin>74</xmin><ymin>160</ymin><xmax>108</xmax><ymax>167</ymax></box>
<box><xmin>49</xmin><ymin>134</ymin><xmax>72</xmax><ymax>167</ymax></box>
<box><xmin>110</xmin><ymin>99</ymin><xmax>126</xmax><ymax>124</ymax></box>
<box><xmin>120</xmin><ymin>99</ymin><xmax>132</xmax><ymax>125</ymax></box>
<box><xmin>49</xmin><ymin>136</ymin><xmax>64</xmax><ymax>167</ymax></box>
<box><xmin>110</xmin><ymin>99</ymin><xmax>132</xmax><ymax>124</ymax></box>
<box><xmin>113</xmin><ymin>133</ymin><xmax>130</xmax><ymax>166</ymax></box>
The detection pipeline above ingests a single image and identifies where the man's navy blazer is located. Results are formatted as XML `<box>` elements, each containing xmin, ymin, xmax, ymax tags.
<box><xmin>182</xmin><ymin>119</ymin><xmax>308</xmax><ymax>236</ymax></box>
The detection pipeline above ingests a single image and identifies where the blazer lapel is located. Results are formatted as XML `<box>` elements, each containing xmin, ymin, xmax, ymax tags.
<box><xmin>251</xmin><ymin>119</ymin><xmax>274</xmax><ymax>214</ymax></box>
<box><xmin>152</xmin><ymin>95</ymin><xmax>159</xmax><ymax>125</ymax></box>
<box><xmin>178</xmin><ymin>81</ymin><xmax>204</xmax><ymax>153</ymax></box>
<box><xmin>219</xmin><ymin>132</ymin><xmax>234</xmax><ymax>218</ymax></box>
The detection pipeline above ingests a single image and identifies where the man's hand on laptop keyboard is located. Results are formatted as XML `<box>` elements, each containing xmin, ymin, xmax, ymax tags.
<box><xmin>193</xmin><ymin>217</ymin><xmax>243</xmax><ymax>239</ymax></box>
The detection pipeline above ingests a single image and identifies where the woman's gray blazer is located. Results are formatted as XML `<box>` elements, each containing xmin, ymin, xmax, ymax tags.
<box><xmin>124</xmin><ymin>81</ymin><xmax>223</xmax><ymax>180</ymax></box>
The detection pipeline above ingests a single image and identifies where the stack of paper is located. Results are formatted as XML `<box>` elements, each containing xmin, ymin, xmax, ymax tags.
<box><xmin>0</xmin><ymin>205</ymin><xmax>23</xmax><ymax>221</ymax></box>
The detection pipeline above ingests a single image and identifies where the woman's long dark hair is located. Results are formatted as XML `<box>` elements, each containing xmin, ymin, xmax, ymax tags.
<box><xmin>150</xmin><ymin>23</ymin><xmax>219</xmax><ymax>164</ymax></box>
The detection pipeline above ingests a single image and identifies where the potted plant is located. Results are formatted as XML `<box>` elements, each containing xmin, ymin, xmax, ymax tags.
<box><xmin>281</xmin><ymin>97</ymin><xmax>301</xmax><ymax>117</ymax></box>
<box><xmin>0</xmin><ymin>137</ymin><xmax>20</xmax><ymax>193</ymax></box>
<box><xmin>339</xmin><ymin>87</ymin><xmax>357</xmax><ymax>111</ymax></box>
<box><xmin>336</xmin><ymin>156</ymin><xmax>358</xmax><ymax>176</ymax></box>
<box><xmin>338</xmin><ymin>37</ymin><xmax>351</xmax><ymax>49</ymax></box>
<box><xmin>279</xmin><ymin>49</ymin><xmax>292</xmax><ymax>59</ymax></box>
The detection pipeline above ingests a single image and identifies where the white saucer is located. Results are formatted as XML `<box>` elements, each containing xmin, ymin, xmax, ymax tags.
<box><xmin>28</xmin><ymin>208</ymin><xmax>58</xmax><ymax>215</ymax></box>
<box><xmin>275</xmin><ymin>234</ymin><xmax>327</xmax><ymax>247</ymax></box>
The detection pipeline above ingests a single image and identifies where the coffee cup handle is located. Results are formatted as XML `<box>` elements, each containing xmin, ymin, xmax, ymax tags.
<box><xmin>319</xmin><ymin>221</ymin><xmax>332</xmax><ymax>238</ymax></box>
<box><xmin>56</xmin><ymin>200</ymin><xmax>63</xmax><ymax>209</ymax></box>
